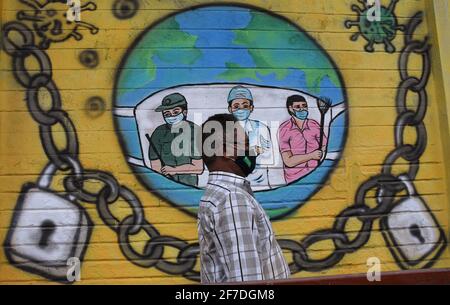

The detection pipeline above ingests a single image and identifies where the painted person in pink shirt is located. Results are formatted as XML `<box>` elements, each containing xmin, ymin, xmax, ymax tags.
<box><xmin>278</xmin><ymin>95</ymin><xmax>327</xmax><ymax>184</ymax></box>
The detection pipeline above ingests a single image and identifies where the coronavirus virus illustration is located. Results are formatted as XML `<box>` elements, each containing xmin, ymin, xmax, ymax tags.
<box><xmin>345</xmin><ymin>0</ymin><xmax>405</xmax><ymax>53</ymax></box>
<box><xmin>16</xmin><ymin>0</ymin><xmax>98</xmax><ymax>49</ymax></box>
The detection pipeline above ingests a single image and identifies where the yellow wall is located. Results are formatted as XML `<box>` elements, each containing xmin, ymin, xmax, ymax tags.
<box><xmin>0</xmin><ymin>0</ymin><xmax>449</xmax><ymax>284</ymax></box>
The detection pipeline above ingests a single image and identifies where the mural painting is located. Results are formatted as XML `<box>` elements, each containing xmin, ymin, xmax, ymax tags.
<box><xmin>0</xmin><ymin>0</ymin><xmax>448</xmax><ymax>284</ymax></box>
<box><xmin>114</xmin><ymin>5</ymin><xmax>348</xmax><ymax>219</ymax></box>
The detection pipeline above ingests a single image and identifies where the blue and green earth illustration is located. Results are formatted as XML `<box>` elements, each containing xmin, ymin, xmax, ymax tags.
<box><xmin>114</xmin><ymin>5</ymin><xmax>347</xmax><ymax>220</ymax></box>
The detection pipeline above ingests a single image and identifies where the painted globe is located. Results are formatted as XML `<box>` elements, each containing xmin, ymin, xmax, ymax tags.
<box><xmin>114</xmin><ymin>5</ymin><xmax>347</xmax><ymax>220</ymax></box>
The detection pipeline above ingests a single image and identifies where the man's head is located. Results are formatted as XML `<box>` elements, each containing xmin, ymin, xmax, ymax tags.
<box><xmin>201</xmin><ymin>113</ymin><xmax>256</xmax><ymax>176</ymax></box>
<box><xmin>155</xmin><ymin>93</ymin><xmax>188</xmax><ymax>125</ymax></box>
<box><xmin>227</xmin><ymin>86</ymin><xmax>254</xmax><ymax>121</ymax></box>
<box><xmin>286</xmin><ymin>94</ymin><xmax>309</xmax><ymax>120</ymax></box>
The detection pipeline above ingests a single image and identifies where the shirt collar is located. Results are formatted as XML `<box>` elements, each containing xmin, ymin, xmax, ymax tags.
<box><xmin>208</xmin><ymin>171</ymin><xmax>251</xmax><ymax>188</ymax></box>
<box><xmin>290</xmin><ymin>117</ymin><xmax>310</xmax><ymax>131</ymax></box>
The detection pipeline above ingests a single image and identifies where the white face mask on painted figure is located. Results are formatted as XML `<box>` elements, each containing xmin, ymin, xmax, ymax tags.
<box><xmin>164</xmin><ymin>113</ymin><xmax>185</xmax><ymax>125</ymax></box>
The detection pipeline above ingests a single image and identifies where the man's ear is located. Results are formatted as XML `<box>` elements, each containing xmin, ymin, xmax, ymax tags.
<box><xmin>183</xmin><ymin>110</ymin><xmax>188</xmax><ymax>116</ymax></box>
<box><xmin>228</xmin><ymin>106</ymin><xmax>232</xmax><ymax>113</ymax></box>
<box><xmin>250</xmin><ymin>105</ymin><xmax>254</xmax><ymax>112</ymax></box>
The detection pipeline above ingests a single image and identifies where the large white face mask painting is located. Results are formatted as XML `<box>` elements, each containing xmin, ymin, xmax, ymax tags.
<box><xmin>113</xmin><ymin>5</ymin><xmax>348</xmax><ymax>219</ymax></box>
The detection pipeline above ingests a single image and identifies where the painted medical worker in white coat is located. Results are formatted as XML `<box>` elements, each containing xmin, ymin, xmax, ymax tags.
<box><xmin>227</xmin><ymin>86</ymin><xmax>275</xmax><ymax>190</ymax></box>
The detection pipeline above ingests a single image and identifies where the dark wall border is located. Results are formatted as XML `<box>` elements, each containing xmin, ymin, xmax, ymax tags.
<box><xmin>231</xmin><ymin>268</ymin><xmax>450</xmax><ymax>285</ymax></box>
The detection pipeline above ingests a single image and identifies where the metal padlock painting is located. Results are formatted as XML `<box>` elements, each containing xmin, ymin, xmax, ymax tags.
<box><xmin>380</xmin><ymin>176</ymin><xmax>446</xmax><ymax>269</ymax></box>
<box><xmin>3</xmin><ymin>163</ymin><xmax>93</xmax><ymax>283</ymax></box>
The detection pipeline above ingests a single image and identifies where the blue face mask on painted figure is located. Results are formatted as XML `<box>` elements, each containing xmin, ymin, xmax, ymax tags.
<box><xmin>164</xmin><ymin>113</ymin><xmax>184</xmax><ymax>125</ymax></box>
<box><xmin>233</xmin><ymin>109</ymin><xmax>251</xmax><ymax>121</ymax></box>
<box><xmin>295</xmin><ymin>110</ymin><xmax>308</xmax><ymax>120</ymax></box>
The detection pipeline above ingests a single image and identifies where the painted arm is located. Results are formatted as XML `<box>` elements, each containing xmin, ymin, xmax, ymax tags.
<box><xmin>147</xmin><ymin>133</ymin><xmax>166</xmax><ymax>171</ymax></box>
<box><xmin>258</xmin><ymin>125</ymin><xmax>274</xmax><ymax>160</ymax></box>
<box><xmin>258</xmin><ymin>124</ymin><xmax>276</xmax><ymax>188</ymax></box>
<box><xmin>161</xmin><ymin>159</ymin><xmax>204</xmax><ymax>176</ymax></box>
<box><xmin>150</xmin><ymin>159</ymin><xmax>163</xmax><ymax>174</ymax></box>
<box><xmin>281</xmin><ymin>150</ymin><xmax>322</xmax><ymax>168</ymax></box>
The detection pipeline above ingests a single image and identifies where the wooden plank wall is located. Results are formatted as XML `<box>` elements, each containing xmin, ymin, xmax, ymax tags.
<box><xmin>0</xmin><ymin>0</ymin><xmax>448</xmax><ymax>284</ymax></box>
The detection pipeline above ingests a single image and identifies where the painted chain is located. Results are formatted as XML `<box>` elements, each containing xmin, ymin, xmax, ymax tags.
<box><xmin>2</xmin><ymin>20</ymin><xmax>201</xmax><ymax>281</ymax></box>
<box><xmin>278</xmin><ymin>11</ymin><xmax>433</xmax><ymax>272</ymax></box>
<box><xmin>0</xmin><ymin>11</ymin><xmax>432</xmax><ymax>282</ymax></box>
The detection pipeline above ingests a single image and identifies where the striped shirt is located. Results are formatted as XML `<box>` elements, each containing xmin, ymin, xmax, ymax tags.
<box><xmin>197</xmin><ymin>171</ymin><xmax>290</xmax><ymax>283</ymax></box>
